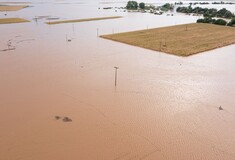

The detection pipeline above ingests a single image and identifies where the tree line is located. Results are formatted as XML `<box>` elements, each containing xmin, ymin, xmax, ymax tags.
<box><xmin>177</xmin><ymin>6</ymin><xmax>235</xmax><ymax>26</ymax></box>
<box><xmin>197</xmin><ymin>17</ymin><xmax>235</xmax><ymax>26</ymax></box>
<box><xmin>126</xmin><ymin>1</ymin><xmax>173</xmax><ymax>12</ymax></box>
<box><xmin>126</xmin><ymin>1</ymin><xmax>145</xmax><ymax>10</ymax></box>
<box><xmin>177</xmin><ymin>6</ymin><xmax>235</xmax><ymax>19</ymax></box>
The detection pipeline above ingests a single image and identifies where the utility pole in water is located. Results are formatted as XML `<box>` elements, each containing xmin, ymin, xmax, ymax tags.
<box><xmin>97</xmin><ymin>28</ymin><xmax>99</xmax><ymax>37</ymax></box>
<box><xmin>114</xmin><ymin>66</ymin><xmax>119</xmax><ymax>87</ymax></box>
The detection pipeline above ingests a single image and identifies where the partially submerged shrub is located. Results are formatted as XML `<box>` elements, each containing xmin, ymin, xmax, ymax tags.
<box><xmin>139</xmin><ymin>2</ymin><xmax>145</xmax><ymax>9</ymax></box>
<box><xmin>126</xmin><ymin>1</ymin><xmax>138</xmax><ymax>10</ymax></box>
<box><xmin>227</xmin><ymin>18</ymin><xmax>235</xmax><ymax>26</ymax></box>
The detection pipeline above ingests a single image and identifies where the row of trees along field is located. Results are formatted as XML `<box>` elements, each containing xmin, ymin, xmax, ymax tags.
<box><xmin>177</xmin><ymin>6</ymin><xmax>235</xmax><ymax>19</ymax></box>
<box><xmin>177</xmin><ymin>5</ymin><xmax>235</xmax><ymax>26</ymax></box>
<box><xmin>197</xmin><ymin>17</ymin><xmax>235</xmax><ymax>26</ymax></box>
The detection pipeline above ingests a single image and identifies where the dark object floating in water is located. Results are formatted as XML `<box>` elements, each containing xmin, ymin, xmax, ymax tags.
<box><xmin>55</xmin><ymin>116</ymin><xmax>61</xmax><ymax>120</ymax></box>
<box><xmin>67</xmin><ymin>39</ymin><xmax>72</xmax><ymax>42</ymax></box>
<box><xmin>0</xmin><ymin>48</ymin><xmax>15</xmax><ymax>52</ymax></box>
<box><xmin>103</xmin><ymin>7</ymin><xmax>112</xmax><ymax>9</ymax></box>
<box><xmin>46</xmin><ymin>17</ymin><xmax>60</xmax><ymax>20</ymax></box>
<box><xmin>63</xmin><ymin>117</ymin><xmax>72</xmax><ymax>122</ymax></box>
<box><xmin>219</xmin><ymin>106</ymin><xmax>223</xmax><ymax>110</ymax></box>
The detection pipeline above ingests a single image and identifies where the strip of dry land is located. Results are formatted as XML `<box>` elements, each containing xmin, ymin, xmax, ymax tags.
<box><xmin>0</xmin><ymin>2</ymin><xmax>31</xmax><ymax>4</ymax></box>
<box><xmin>0</xmin><ymin>18</ymin><xmax>30</xmax><ymax>24</ymax></box>
<box><xmin>0</xmin><ymin>5</ymin><xmax>29</xmax><ymax>11</ymax></box>
<box><xmin>46</xmin><ymin>16</ymin><xmax>122</xmax><ymax>25</ymax></box>
<box><xmin>101</xmin><ymin>23</ymin><xmax>235</xmax><ymax>56</ymax></box>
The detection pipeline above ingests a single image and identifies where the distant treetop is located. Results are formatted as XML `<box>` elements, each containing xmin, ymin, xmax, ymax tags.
<box><xmin>126</xmin><ymin>1</ymin><xmax>138</xmax><ymax>10</ymax></box>
<box><xmin>139</xmin><ymin>2</ymin><xmax>145</xmax><ymax>10</ymax></box>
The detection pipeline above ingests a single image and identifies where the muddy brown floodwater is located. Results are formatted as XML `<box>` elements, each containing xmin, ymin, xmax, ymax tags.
<box><xmin>0</xmin><ymin>0</ymin><xmax>235</xmax><ymax>160</ymax></box>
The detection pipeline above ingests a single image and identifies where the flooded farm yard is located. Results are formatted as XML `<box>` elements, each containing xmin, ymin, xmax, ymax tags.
<box><xmin>0</xmin><ymin>0</ymin><xmax>235</xmax><ymax>159</ymax></box>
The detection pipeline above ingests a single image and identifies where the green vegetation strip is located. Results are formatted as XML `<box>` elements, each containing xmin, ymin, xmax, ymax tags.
<box><xmin>177</xmin><ymin>7</ymin><xmax>234</xmax><ymax>19</ymax></box>
<box><xmin>0</xmin><ymin>18</ymin><xmax>30</xmax><ymax>24</ymax></box>
<box><xmin>46</xmin><ymin>16</ymin><xmax>122</xmax><ymax>25</ymax></box>
<box><xmin>101</xmin><ymin>23</ymin><xmax>235</xmax><ymax>56</ymax></box>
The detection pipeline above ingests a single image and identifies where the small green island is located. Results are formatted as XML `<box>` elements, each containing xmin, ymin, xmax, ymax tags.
<box><xmin>125</xmin><ymin>1</ymin><xmax>174</xmax><ymax>14</ymax></box>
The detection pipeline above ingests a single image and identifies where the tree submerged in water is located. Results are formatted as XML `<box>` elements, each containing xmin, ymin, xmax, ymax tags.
<box><xmin>126</xmin><ymin>1</ymin><xmax>138</xmax><ymax>10</ymax></box>
<box><xmin>139</xmin><ymin>2</ymin><xmax>145</xmax><ymax>10</ymax></box>
<box><xmin>177</xmin><ymin>6</ymin><xmax>235</xmax><ymax>19</ymax></box>
<box><xmin>126</xmin><ymin>1</ymin><xmax>146</xmax><ymax>10</ymax></box>
<box><xmin>161</xmin><ymin>3</ymin><xmax>174</xmax><ymax>11</ymax></box>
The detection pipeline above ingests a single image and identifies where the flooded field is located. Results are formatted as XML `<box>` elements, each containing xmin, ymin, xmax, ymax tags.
<box><xmin>0</xmin><ymin>0</ymin><xmax>235</xmax><ymax>160</ymax></box>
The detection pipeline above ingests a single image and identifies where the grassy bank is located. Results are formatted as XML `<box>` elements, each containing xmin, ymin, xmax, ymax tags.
<box><xmin>0</xmin><ymin>5</ymin><xmax>29</xmax><ymax>11</ymax></box>
<box><xmin>46</xmin><ymin>16</ymin><xmax>122</xmax><ymax>25</ymax></box>
<box><xmin>0</xmin><ymin>18</ymin><xmax>30</xmax><ymax>24</ymax></box>
<box><xmin>101</xmin><ymin>23</ymin><xmax>235</xmax><ymax>56</ymax></box>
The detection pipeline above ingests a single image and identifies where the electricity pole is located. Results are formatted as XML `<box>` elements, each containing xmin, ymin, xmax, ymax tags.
<box><xmin>97</xmin><ymin>28</ymin><xmax>99</xmax><ymax>37</ymax></box>
<box><xmin>114</xmin><ymin>66</ymin><xmax>119</xmax><ymax>87</ymax></box>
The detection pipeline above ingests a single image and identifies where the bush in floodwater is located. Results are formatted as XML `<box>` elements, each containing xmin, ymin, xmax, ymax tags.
<box><xmin>139</xmin><ymin>2</ymin><xmax>145</xmax><ymax>10</ymax></box>
<box><xmin>126</xmin><ymin>1</ymin><xmax>138</xmax><ymax>10</ymax></box>
<box><xmin>161</xmin><ymin>3</ymin><xmax>174</xmax><ymax>11</ymax></box>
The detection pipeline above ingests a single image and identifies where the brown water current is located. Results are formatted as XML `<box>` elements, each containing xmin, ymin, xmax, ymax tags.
<box><xmin>0</xmin><ymin>1</ymin><xmax>235</xmax><ymax>160</ymax></box>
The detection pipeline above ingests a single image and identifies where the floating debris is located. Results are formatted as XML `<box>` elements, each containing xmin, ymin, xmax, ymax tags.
<box><xmin>62</xmin><ymin>117</ymin><xmax>72</xmax><ymax>122</ymax></box>
<box><xmin>46</xmin><ymin>17</ymin><xmax>60</xmax><ymax>20</ymax></box>
<box><xmin>0</xmin><ymin>48</ymin><xmax>16</xmax><ymax>52</ymax></box>
<box><xmin>34</xmin><ymin>16</ymin><xmax>50</xmax><ymax>19</ymax></box>
<box><xmin>55</xmin><ymin>116</ymin><xmax>61</xmax><ymax>120</ymax></box>
<box><xmin>17</xmin><ymin>39</ymin><xmax>35</xmax><ymax>44</ymax></box>
<box><xmin>54</xmin><ymin>116</ymin><xmax>72</xmax><ymax>122</ymax></box>
<box><xmin>103</xmin><ymin>7</ymin><xmax>112</xmax><ymax>9</ymax></box>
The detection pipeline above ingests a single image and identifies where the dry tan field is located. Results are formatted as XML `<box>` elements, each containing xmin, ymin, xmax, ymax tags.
<box><xmin>0</xmin><ymin>2</ymin><xmax>31</xmax><ymax>4</ymax></box>
<box><xmin>101</xmin><ymin>23</ymin><xmax>235</xmax><ymax>56</ymax></box>
<box><xmin>0</xmin><ymin>5</ymin><xmax>28</xmax><ymax>11</ymax></box>
<box><xmin>0</xmin><ymin>18</ymin><xmax>29</xmax><ymax>24</ymax></box>
<box><xmin>46</xmin><ymin>16</ymin><xmax>122</xmax><ymax>25</ymax></box>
